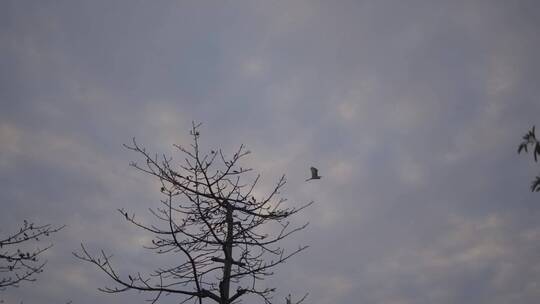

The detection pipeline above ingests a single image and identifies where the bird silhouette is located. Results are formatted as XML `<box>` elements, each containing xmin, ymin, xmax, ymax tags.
<box><xmin>305</xmin><ymin>167</ymin><xmax>322</xmax><ymax>181</ymax></box>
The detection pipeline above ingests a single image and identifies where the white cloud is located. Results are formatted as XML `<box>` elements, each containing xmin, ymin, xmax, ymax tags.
<box><xmin>0</xmin><ymin>123</ymin><xmax>22</xmax><ymax>167</ymax></box>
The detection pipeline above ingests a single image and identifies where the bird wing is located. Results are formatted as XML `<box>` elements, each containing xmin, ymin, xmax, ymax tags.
<box><xmin>310</xmin><ymin>167</ymin><xmax>318</xmax><ymax>178</ymax></box>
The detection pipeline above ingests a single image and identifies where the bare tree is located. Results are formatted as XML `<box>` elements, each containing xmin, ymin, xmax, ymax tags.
<box><xmin>75</xmin><ymin>123</ymin><xmax>311</xmax><ymax>304</ymax></box>
<box><xmin>0</xmin><ymin>220</ymin><xmax>64</xmax><ymax>290</ymax></box>
<box><xmin>518</xmin><ymin>125</ymin><xmax>540</xmax><ymax>192</ymax></box>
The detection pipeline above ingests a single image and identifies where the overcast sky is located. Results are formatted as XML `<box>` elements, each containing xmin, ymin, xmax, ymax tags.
<box><xmin>1</xmin><ymin>1</ymin><xmax>540</xmax><ymax>303</ymax></box>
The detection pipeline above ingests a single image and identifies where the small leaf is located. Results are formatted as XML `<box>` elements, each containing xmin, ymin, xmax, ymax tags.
<box><xmin>532</xmin><ymin>176</ymin><xmax>540</xmax><ymax>192</ymax></box>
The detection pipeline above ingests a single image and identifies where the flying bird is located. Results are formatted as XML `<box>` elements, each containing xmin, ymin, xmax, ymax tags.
<box><xmin>306</xmin><ymin>167</ymin><xmax>322</xmax><ymax>181</ymax></box>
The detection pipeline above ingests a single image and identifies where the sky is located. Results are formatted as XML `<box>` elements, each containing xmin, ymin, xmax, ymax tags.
<box><xmin>1</xmin><ymin>0</ymin><xmax>540</xmax><ymax>303</ymax></box>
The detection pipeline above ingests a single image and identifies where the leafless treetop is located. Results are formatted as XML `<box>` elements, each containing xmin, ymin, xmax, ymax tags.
<box><xmin>76</xmin><ymin>122</ymin><xmax>311</xmax><ymax>304</ymax></box>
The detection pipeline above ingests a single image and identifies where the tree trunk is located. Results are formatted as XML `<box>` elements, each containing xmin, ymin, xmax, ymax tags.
<box><xmin>220</xmin><ymin>203</ymin><xmax>234</xmax><ymax>304</ymax></box>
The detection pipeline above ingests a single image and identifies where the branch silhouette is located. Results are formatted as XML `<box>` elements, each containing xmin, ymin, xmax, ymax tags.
<box><xmin>75</xmin><ymin>122</ymin><xmax>311</xmax><ymax>304</ymax></box>
<box><xmin>0</xmin><ymin>221</ymin><xmax>64</xmax><ymax>290</ymax></box>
